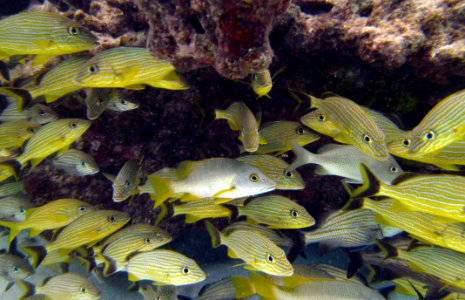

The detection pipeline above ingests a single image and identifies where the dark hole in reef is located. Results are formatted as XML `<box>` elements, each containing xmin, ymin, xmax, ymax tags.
<box><xmin>358</xmin><ymin>5</ymin><xmax>372</xmax><ymax>17</ymax></box>
<box><xmin>296</xmin><ymin>0</ymin><xmax>334</xmax><ymax>15</ymax></box>
<box><xmin>187</xmin><ymin>15</ymin><xmax>205</xmax><ymax>34</ymax></box>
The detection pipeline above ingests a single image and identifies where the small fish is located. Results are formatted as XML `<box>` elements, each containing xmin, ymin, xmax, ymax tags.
<box><xmin>408</xmin><ymin>89</ymin><xmax>465</xmax><ymax>155</ymax></box>
<box><xmin>16</xmin><ymin>118</ymin><xmax>91</xmax><ymax>168</ymax></box>
<box><xmin>172</xmin><ymin>198</ymin><xmax>232</xmax><ymax>223</ymax></box>
<box><xmin>301</xmin><ymin>95</ymin><xmax>389</xmax><ymax>160</ymax></box>
<box><xmin>20</xmin><ymin>272</ymin><xmax>101</xmax><ymax>300</ymax></box>
<box><xmin>106</xmin><ymin>91</ymin><xmax>139</xmax><ymax>112</ymax></box>
<box><xmin>205</xmin><ymin>221</ymin><xmax>293</xmax><ymax>276</ymax></box>
<box><xmin>101</xmin><ymin>223</ymin><xmax>171</xmax><ymax>248</ymax></box>
<box><xmin>349</xmin><ymin>164</ymin><xmax>465</xmax><ymax>222</ymax></box>
<box><xmin>238</xmin><ymin>195</ymin><xmax>315</xmax><ymax>229</ymax></box>
<box><xmin>0</xmin><ymin>195</ymin><xmax>32</xmax><ymax>222</ymax></box>
<box><xmin>304</xmin><ymin>208</ymin><xmax>400</xmax><ymax>249</ymax></box>
<box><xmin>139</xmin><ymin>285</ymin><xmax>177</xmax><ymax>300</ymax></box>
<box><xmin>0</xmin><ymin>181</ymin><xmax>24</xmax><ymax>198</ymax></box>
<box><xmin>85</xmin><ymin>88</ymin><xmax>138</xmax><ymax>120</ymax></box>
<box><xmin>288</xmin><ymin>142</ymin><xmax>403</xmax><ymax>184</ymax></box>
<box><xmin>0</xmin><ymin>253</ymin><xmax>33</xmax><ymax>282</ymax></box>
<box><xmin>195</xmin><ymin>276</ymin><xmax>256</xmax><ymax>300</ymax></box>
<box><xmin>0</xmin><ymin>101</ymin><xmax>58</xmax><ymax>124</ymax></box>
<box><xmin>26</xmin><ymin>56</ymin><xmax>90</xmax><ymax>103</ymax></box>
<box><xmin>111</xmin><ymin>160</ymin><xmax>142</xmax><ymax>202</ymax></box>
<box><xmin>251</xmin><ymin>69</ymin><xmax>272</xmax><ymax>98</ymax></box>
<box><xmin>249</xmin><ymin>272</ymin><xmax>385</xmax><ymax>300</ymax></box>
<box><xmin>52</xmin><ymin>149</ymin><xmax>99</xmax><ymax>176</ymax></box>
<box><xmin>0</xmin><ymin>11</ymin><xmax>96</xmax><ymax>66</ymax></box>
<box><xmin>0</xmin><ymin>198</ymin><xmax>94</xmax><ymax>244</ymax></box>
<box><xmin>74</xmin><ymin>47</ymin><xmax>188</xmax><ymax>90</ymax></box>
<box><xmin>149</xmin><ymin>158</ymin><xmax>276</xmax><ymax>207</ymax></box>
<box><xmin>0</xmin><ymin>120</ymin><xmax>40</xmax><ymax>150</ymax></box>
<box><xmin>45</xmin><ymin>210</ymin><xmax>130</xmax><ymax>254</ymax></box>
<box><xmin>237</xmin><ymin>154</ymin><xmax>305</xmax><ymax>190</ymax></box>
<box><xmin>126</xmin><ymin>249</ymin><xmax>206</xmax><ymax>286</ymax></box>
<box><xmin>215</xmin><ymin>102</ymin><xmax>263</xmax><ymax>152</ymax></box>
<box><xmin>250</xmin><ymin>121</ymin><xmax>320</xmax><ymax>155</ymax></box>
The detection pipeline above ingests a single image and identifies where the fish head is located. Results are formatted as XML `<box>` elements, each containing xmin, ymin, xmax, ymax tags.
<box><xmin>255</xmin><ymin>242</ymin><xmax>293</xmax><ymax>277</ymax></box>
<box><xmin>387</xmin><ymin>136</ymin><xmax>412</xmax><ymax>156</ymax></box>
<box><xmin>279</xmin><ymin>168</ymin><xmax>305</xmax><ymax>190</ymax></box>
<box><xmin>75</xmin><ymin>56</ymin><xmax>117</xmax><ymax>87</ymax></box>
<box><xmin>233</xmin><ymin>166</ymin><xmax>276</xmax><ymax>196</ymax></box>
<box><xmin>30</xmin><ymin>104</ymin><xmax>58</xmax><ymax>124</ymax></box>
<box><xmin>285</xmin><ymin>204</ymin><xmax>315</xmax><ymax>228</ymax></box>
<box><xmin>293</xmin><ymin>124</ymin><xmax>320</xmax><ymax>146</ymax></box>
<box><xmin>240</xmin><ymin>129</ymin><xmax>260</xmax><ymax>153</ymax></box>
<box><xmin>356</xmin><ymin>132</ymin><xmax>389</xmax><ymax>160</ymax></box>
<box><xmin>76</xmin><ymin>157</ymin><xmax>99</xmax><ymax>176</ymax></box>
<box><xmin>108</xmin><ymin>90</ymin><xmax>139</xmax><ymax>112</ymax></box>
<box><xmin>85</xmin><ymin>88</ymin><xmax>112</xmax><ymax>120</ymax></box>
<box><xmin>368</xmin><ymin>155</ymin><xmax>404</xmax><ymax>184</ymax></box>
<box><xmin>136</xmin><ymin>231</ymin><xmax>172</xmax><ymax>251</ymax></box>
<box><xmin>65</xmin><ymin>200</ymin><xmax>95</xmax><ymax>220</ymax></box>
<box><xmin>52</xmin><ymin>19</ymin><xmax>97</xmax><ymax>52</ymax></box>
<box><xmin>300</xmin><ymin>109</ymin><xmax>340</xmax><ymax>137</ymax></box>
<box><xmin>408</xmin><ymin>128</ymin><xmax>438</xmax><ymax>155</ymax></box>
<box><xmin>21</xmin><ymin>122</ymin><xmax>41</xmax><ymax>139</ymax></box>
<box><xmin>171</xmin><ymin>257</ymin><xmax>206</xmax><ymax>285</ymax></box>
<box><xmin>62</xmin><ymin>119</ymin><xmax>91</xmax><ymax>142</ymax></box>
<box><xmin>251</xmin><ymin>70</ymin><xmax>272</xmax><ymax>98</ymax></box>
<box><xmin>3</xmin><ymin>255</ymin><xmax>34</xmax><ymax>280</ymax></box>
<box><xmin>105</xmin><ymin>211</ymin><xmax>131</xmax><ymax>228</ymax></box>
<box><xmin>65</xmin><ymin>274</ymin><xmax>101</xmax><ymax>300</ymax></box>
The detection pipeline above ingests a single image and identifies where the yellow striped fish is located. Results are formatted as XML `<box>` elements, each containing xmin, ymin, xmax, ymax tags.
<box><xmin>74</xmin><ymin>47</ymin><xmax>188</xmax><ymax>90</ymax></box>
<box><xmin>112</xmin><ymin>160</ymin><xmax>142</xmax><ymax>202</ymax></box>
<box><xmin>45</xmin><ymin>210</ymin><xmax>130</xmax><ymax>253</ymax></box>
<box><xmin>0</xmin><ymin>195</ymin><xmax>32</xmax><ymax>222</ymax></box>
<box><xmin>21</xmin><ymin>272</ymin><xmax>101</xmax><ymax>300</ymax></box>
<box><xmin>195</xmin><ymin>276</ymin><xmax>256</xmax><ymax>300</ymax></box>
<box><xmin>349</xmin><ymin>164</ymin><xmax>465</xmax><ymax>222</ymax></box>
<box><xmin>408</xmin><ymin>89</ymin><xmax>465</xmax><ymax>155</ymax></box>
<box><xmin>0</xmin><ymin>11</ymin><xmax>96</xmax><ymax>66</ymax></box>
<box><xmin>26</xmin><ymin>56</ymin><xmax>90</xmax><ymax>103</ymax></box>
<box><xmin>363</xmin><ymin>106</ymin><xmax>406</xmax><ymax>143</ymax></box>
<box><xmin>16</xmin><ymin>118</ymin><xmax>91</xmax><ymax>168</ymax></box>
<box><xmin>126</xmin><ymin>249</ymin><xmax>206</xmax><ymax>286</ymax></box>
<box><xmin>205</xmin><ymin>221</ymin><xmax>293</xmax><ymax>276</ymax></box>
<box><xmin>224</xmin><ymin>222</ymin><xmax>291</xmax><ymax>247</ymax></box>
<box><xmin>52</xmin><ymin>149</ymin><xmax>99</xmax><ymax>176</ymax></box>
<box><xmin>0</xmin><ymin>102</ymin><xmax>58</xmax><ymax>124</ymax></box>
<box><xmin>304</xmin><ymin>208</ymin><xmax>400</xmax><ymax>249</ymax></box>
<box><xmin>0</xmin><ymin>181</ymin><xmax>24</xmax><ymax>198</ymax></box>
<box><xmin>101</xmin><ymin>223</ymin><xmax>171</xmax><ymax>248</ymax></box>
<box><xmin>301</xmin><ymin>95</ymin><xmax>388</xmax><ymax>160</ymax></box>
<box><xmin>362</xmin><ymin>198</ymin><xmax>465</xmax><ymax>253</ymax></box>
<box><xmin>237</xmin><ymin>154</ymin><xmax>305</xmax><ymax>190</ymax></box>
<box><xmin>250</xmin><ymin>121</ymin><xmax>320</xmax><ymax>155</ymax></box>
<box><xmin>172</xmin><ymin>197</ymin><xmax>232</xmax><ymax>223</ymax></box>
<box><xmin>238</xmin><ymin>195</ymin><xmax>315</xmax><ymax>229</ymax></box>
<box><xmin>0</xmin><ymin>161</ymin><xmax>18</xmax><ymax>182</ymax></box>
<box><xmin>0</xmin><ymin>120</ymin><xmax>40</xmax><ymax>150</ymax></box>
<box><xmin>0</xmin><ymin>253</ymin><xmax>33</xmax><ymax>282</ymax></box>
<box><xmin>0</xmin><ymin>198</ymin><xmax>94</xmax><ymax>244</ymax></box>
<box><xmin>251</xmin><ymin>69</ymin><xmax>272</xmax><ymax>98</ymax></box>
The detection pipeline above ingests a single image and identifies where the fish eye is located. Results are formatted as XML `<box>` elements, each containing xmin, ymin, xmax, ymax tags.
<box><xmin>290</xmin><ymin>209</ymin><xmax>299</xmax><ymax>218</ymax></box>
<box><xmin>144</xmin><ymin>238</ymin><xmax>151</xmax><ymax>244</ymax></box>
<box><xmin>390</xmin><ymin>166</ymin><xmax>397</xmax><ymax>173</ymax></box>
<box><xmin>80</xmin><ymin>286</ymin><xmax>86</xmax><ymax>293</ymax></box>
<box><xmin>267</xmin><ymin>254</ymin><xmax>274</xmax><ymax>263</ymax></box>
<box><xmin>424</xmin><ymin>130</ymin><xmax>435</xmax><ymax>140</ymax></box>
<box><xmin>70</xmin><ymin>122</ymin><xmax>78</xmax><ymax>129</ymax></box>
<box><xmin>295</xmin><ymin>126</ymin><xmax>305</xmax><ymax>135</ymax></box>
<box><xmin>20</xmin><ymin>208</ymin><xmax>26</xmax><ymax>214</ymax></box>
<box><xmin>38</xmin><ymin>109</ymin><xmax>46</xmax><ymax>116</ymax></box>
<box><xmin>120</xmin><ymin>99</ymin><xmax>128</xmax><ymax>105</ymax></box>
<box><xmin>12</xmin><ymin>265</ymin><xmax>18</xmax><ymax>272</ymax></box>
<box><xmin>68</xmin><ymin>26</ymin><xmax>80</xmax><ymax>35</ymax></box>
<box><xmin>402</xmin><ymin>139</ymin><xmax>410</xmax><ymax>147</ymax></box>
<box><xmin>125</xmin><ymin>180</ymin><xmax>131</xmax><ymax>187</ymax></box>
<box><xmin>283</xmin><ymin>170</ymin><xmax>292</xmax><ymax>178</ymax></box>
<box><xmin>249</xmin><ymin>173</ymin><xmax>260</xmax><ymax>182</ymax></box>
<box><xmin>81</xmin><ymin>161</ymin><xmax>87</xmax><ymax>167</ymax></box>
<box><xmin>317</xmin><ymin>114</ymin><xmax>326</xmax><ymax>121</ymax></box>
<box><xmin>27</xmin><ymin>127</ymin><xmax>36</xmax><ymax>133</ymax></box>
<box><xmin>107</xmin><ymin>215</ymin><xmax>116</xmax><ymax>222</ymax></box>
<box><xmin>88</xmin><ymin>65</ymin><xmax>99</xmax><ymax>74</ymax></box>
<box><xmin>362</xmin><ymin>134</ymin><xmax>372</xmax><ymax>144</ymax></box>
<box><xmin>78</xmin><ymin>206</ymin><xmax>87</xmax><ymax>212</ymax></box>
<box><xmin>182</xmin><ymin>266</ymin><xmax>190</xmax><ymax>274</ymax></box>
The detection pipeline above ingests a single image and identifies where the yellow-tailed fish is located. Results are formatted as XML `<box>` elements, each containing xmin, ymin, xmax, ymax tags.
<box><xmin>94</xmin><ymin>230</ymin><xmax>172</xmax><ymax>276</ymax></box>
<box><xmin>224</xmin><ymin>221</ymin><xmax>291</xmax><ymax>247</ymax></box>
<box><xmin>215</xmin><ymin>102</ymin><xmax>262</xmax><ymax>152</ymax></box>
<box><xmin>44</xmin><ymin>210</ymin><xmax>130</xmax><ymax>254</ymax></box>
<box><xmin>112</xmin><ymin>160</ymin><xmax>142</xmax><ymax>202</ymax></box>
<box><xmin>251</xmin><ymin>69</ymin><xmax>272</xmax><ymax>98</ymax></box>
<box><xmin>250</xmin><ymin>121</ymin><xmax>320</xmax><ymax>155</ymax></box>
<box><xmin>0</xmin><ymin>102</ymin><xmax>58</xmax><ymax>124</ymax></box>
<box><xmin>249</xmin><ymin>272</ymin><xmax>385</xmax><ymax>300</ymax></box>
<box><xmin>101</xmin><ymin>223</ymin><xmax>171</xmax><ymax>248</ymax></box>
<box><xmin>16</xmin><ymin>118</ymin><xmax>91</xmax><ymax>168</ymax></box>
<box><xmin>205</xmin><ymin>221</ymin><xmax>293</xmax><ymax>276</ymax></box>
<box><xmin>304</xmin><ymin>208</ymin><xmax>400</xmax><ymax>249</ymax></box>
<box><xmin>20</xmin><ymin>272</ymin><xmax>101</xmax><ymax>300</ymax></box>
<box><xmin>126</xmin><ymin>249</ymin><xmax>206</xmax><ymax>286</ymax></box>
<box><xmin>237</xmin><ymin>154</ymin><xmax>305</xmax><ymax>190</ymax></box>
<box><xmin>362</xmin><ymin>197</ymin><xmax>465</xmax><ymax>253</ymax></box>
<box><xmin>195</xmin><ymin>276</ymin><xmax>256</xmax><ymax>300</ymax></box>
<box><xmin>0</xmin><ymin>11</ymin><xmax>96</xmax><ymax>66</ymax></box>
<box><xmin>238</xmin><ymin>195</ymin><xmax>315</xmax><ymax>229</ymax></box>
<box><xmin>0</xmin><ymin>160</ymin><xmax>18</xmax><ymax>182</ymax></box>
<box><xmin>26</xmin><ymin>56</ymin><xmax>90</xmax><ymax>103</ymax></box>
<box><xmin>0</xmin><ymin>198</ymin><xmax>94</xmax><ymax>244</ymax></box>
<box><xmin>408</xmin><ymin>89</ymin><xmax>465</xmax><ymax>155</ymax></box>
<box><xmin>139</xmin><ymin>285</ymin><xmax>177</xmax><ymax>300</ymax></box>
<box><xmin>52</xmin><ymin>149</ymin><xmax>99</xmax><ymax>176</ymax></box>
<box><xmin>288</xmin><ymin>141</ymin><xmax>403</xmax><ymax>184</ymax></box>
<box><xmin>149</xmin><ymin>158</ymin><xmax>276</xmax><ymax>207</ymax></box>
<box><xmin>349</xmin><ymin>164</ymin><xmax>465</xmax><ymax>222</ymax></box>
<box><xmin>74</xmin><ymin>47</ymin><xmax>188</xmax><ymax>90</ymax></box>
<box><xmin>0</xmin><ymin>120</ymin><xmax>40</xmax><ymax>150</ymax></box>
<box><xmin>0</xmin><ymin>253</ymin><xmax>33</xmax><ymax>282</ymax></box>
<box><xmin>106</xmin><ymin>91</ymin><xmax>139</xmax><ymax>112</ymax></box>
<box><xmin>0</xmin><ymin>181</ymin><xmax>24</xmax><ymax>198</ymax></box>
<box><xmin>0</xmin><ymin>195</ymin><xmax>32</xmax><ymax>222</ymax></box>
<box><xmin>172</xmin><ymin>197</ymin><xmax>232</xmax><ymax>223</ymax></box>
<box><xmin>301</xmin><ymin>95</ymin><xmax>388</xmax><ymax>160</ymax></box>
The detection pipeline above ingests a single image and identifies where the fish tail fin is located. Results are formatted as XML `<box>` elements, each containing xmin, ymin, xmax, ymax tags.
<box><xmin>287</xmin><ymin>141</ymin><xmax>315</xmax><ymax>172</ymax></box>
<box><xmin>346</xmin><ymin>251</ymin><xmax>365</xmax><ymax>278</ymax></box>
<box><xmin>0</xmin><ymin>87</ymin><xmax>33</xmax><ymax>112</ymax></box>
<box><xmin>375</xmin><ymin>239</ymin><xmax>398</xmax><ymax>259</ymax></box>
<box><xmin>20</xmin><ymin>246</ymin><xmax>46</xmax><ymax>269</ymax></box>
<box><xmin>232</xmin><ymin>276</ymin><xmax>256</xmax><ymax>299</ymax></box>
<box><xmin>0</xmin><ymin>220</ymin><xmax>24</xmax><ymax>246</ymax></box>
<box><xmin>149</xmin><ymin>176</ymin><xmax>173</xmax><ymax>208</ymax></box>
<box><xmin>347</xmin><ymin>164</ymin><xmax>381</xmax><ymax>199</ymax></box>
<box><xmin>147</xmin><ymin>70</ymin><xmax>189</xmax><ymax>90</ymax></box>
<box><xmin>249</xmin><ymin>272</ymin><xmax>278</xmax><ymax>300</ymax></box>
<box><xmin>76</xmin><ymin>256</ymin><xmax>96</xmax><ymax>274</ymax></box>
<box><xmin>155</xmin><ymin>203</ymin><xmax>169</xmax><ymax>225</ymax></box>
<box><xmin>204</xmin><ymin>221</ymin><xmax>222</xmax><ymax>248</ymax></box>
<box><xmin>341</xmin><ymin>182</ymin><xmax>364</xmax><ymax>210</ymax></box>
<box><xmin>17</xmin><ymin>279</ymin><xmax>35</xmax><ymax>300</ymax></box>
<box><xmin>102</xmin><ymin>255</ymin><xmax>118</xmax><ymax>277</ymax></box>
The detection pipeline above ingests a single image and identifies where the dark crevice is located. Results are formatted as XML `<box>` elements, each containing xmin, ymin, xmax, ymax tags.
<box><xmin>187</xmin><ymin>15</ymin><xmax>205</xmax><ymax>34</ymax></box>
<box><xmin>297</xmin><ymin>1</ymin><xmax>334</xmax><ymax>15</ymax></box>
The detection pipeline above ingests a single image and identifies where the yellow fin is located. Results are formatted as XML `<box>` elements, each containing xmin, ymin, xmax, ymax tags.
<box><xmin>249</xmin><ymin>272</ymin><xmax>278</xmax><ymax>300</ymax></box>
<box><xmin>124</xmin><ymin>84</ymin><xmax>145</xmax><ymax>90</ymax></box>
<box><xmin>433</xmin><ymin>163</ymin><xmax>460</xmax><ymax>171</ymax></box>
<box><xmin>31</xmin><ymin>53</ymin><xmax>53</xmax><ymax>66</ymax></box>
<box><xmin>44</xmin><ymin>94</ymin><xmax>62</xmax><ymax>103</ymax></box>
<box><xmin>30</xmin><ymin>157</ymin><xmax>45</xmax><ymax>168</ymax></box>
<box><xmin>155</xmin><ymin>203</ymin><xmax>168</xmax><ymax>226</ymax></box>
<box><xmin>227</xmin><ymin>248</ymin><xmax>239</xmax><ymax>259</ymax></box>
<box><xmin>147</xmin><ymin>71</ymin><xmax>189</xmax><ymax>90</ymax></box>
<box><xmin>259</xmin><ymin>136</ymin><xmax>267</xmax><ymax>144</ymax></box>
<box><xmin>232</xmin><ymin>276</ymin><xmax>256</xmax><ymax>299</ymax></box>
<box><xmin>149</xmin><ymin>176</ymin><xmax>172</xmax><ymax>208</ymax></box>
<box><xmin>56</xmin><ymin>146</ymin><xmax>70</xmax><ymax>157</ymax></box>
<box><xmin>373</xmin><ymin>214</ymin><xmax>392</xmax><ymax>227</ymax></box>
<box><xmin>332</xmin><ymin>134</ymin><xmax>350</xmax><ymax>144</ymax></box>
<box><xmin>0</xmin><ymin>220</ymin><xmax>23</xmax><ymax>245</ymax></box>
<box><xmin>389</xmin><ymin>200</ymin><xmax>411</xmax><ymax>213</ymax></box>
<box><xmin>185</xmin><ymin>214</ymin><xmax>203</xmax><ymax>224</ymax></box>
<box><xmin>28</xmin><ymin>228</ymin><xmax>43</xmax><ymax>238</ymax></box>
<box><xmin>212</xmin><ymin>187</ymin><xmax>236</xmax><ymax>199</ymax></box>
